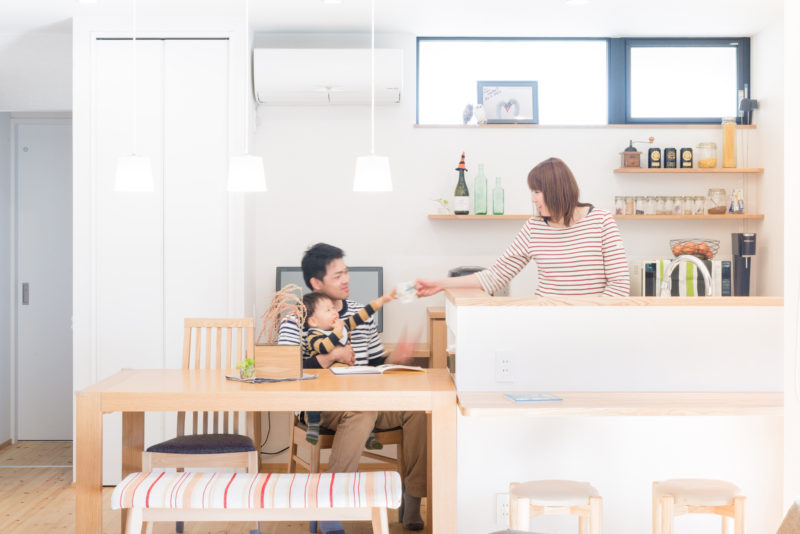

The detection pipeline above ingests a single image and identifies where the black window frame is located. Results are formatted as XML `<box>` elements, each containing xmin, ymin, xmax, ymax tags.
<box><xmin>416</xmin><ymin>36</ymin><xmax>751</xmax><ymax>125</ymax></box>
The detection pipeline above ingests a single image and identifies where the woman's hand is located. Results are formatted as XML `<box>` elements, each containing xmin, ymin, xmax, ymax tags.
<box><xmin>414</xmin><ymin>278</ymin><xmax>444</xmax><ymax>297</ymax></box>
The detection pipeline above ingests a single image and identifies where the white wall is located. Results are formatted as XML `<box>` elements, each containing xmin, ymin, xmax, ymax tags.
<box><xmin>251</xmin><ymin>32</ymin><xmax>783</xmax><ymax>347</ymax></box>
<box><xmin>0</xmin><ymin>32</ymin><xmax>71</xmax><ymax>111</ymax></box>
<box><xmin>0</xmin><ymin>112</ymin><xmax>10</xmax><ymax>444</ymax></box>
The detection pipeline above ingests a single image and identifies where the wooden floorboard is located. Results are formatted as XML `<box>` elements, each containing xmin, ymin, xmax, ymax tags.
<box><xmin>0</xmin><ymin>442</ymin><xmax>428</xmax><ymax>534</ymax></box>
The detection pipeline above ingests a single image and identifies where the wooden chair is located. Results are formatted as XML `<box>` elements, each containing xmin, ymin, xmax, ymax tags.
<box><xmin>652</xmin><ymin>479</ymin><xmax>745</xmax><ymax>534</ymax></box>
<box><xmin>142</xmin><ymin>318</ymin><xmax>260</xmax><ymax>533</ymax></box>
<box><xmin>509</xmin><ymin>480</ymin><xmax>602</xmax><ymax>534</ymax></box>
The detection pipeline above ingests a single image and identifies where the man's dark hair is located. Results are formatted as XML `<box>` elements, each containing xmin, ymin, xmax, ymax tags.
<box><xmin>301</xmin><ymin>243</ymin><xmax>345</xmax><ymax>289</ymax></box>
<box><xmin>302</xmin><ymin>292</ymin><xmax>333</xmax><ymax>328</ymax></box>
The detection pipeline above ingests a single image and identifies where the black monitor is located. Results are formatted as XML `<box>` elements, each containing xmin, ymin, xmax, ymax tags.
<box><xmin>275</xmin><ymin>266</ymin><xmax>384</xmax><ymax>332</ymax></box>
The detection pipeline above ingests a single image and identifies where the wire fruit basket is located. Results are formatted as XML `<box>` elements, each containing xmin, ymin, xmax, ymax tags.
<box><xmin>670</xmin><ymin>238</ymin><xmax>719</xmax><ymax>260</ymax></box>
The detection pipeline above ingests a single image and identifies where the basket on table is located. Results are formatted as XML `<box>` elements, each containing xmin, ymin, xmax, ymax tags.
<box><xmin>670</xmin><ymin>238</ymin><xmax>719</xmax><ymax>260</ymax></box>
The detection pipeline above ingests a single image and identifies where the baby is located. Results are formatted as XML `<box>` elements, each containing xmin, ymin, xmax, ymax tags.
<box><xmin>302</xmin><ymin>289</ymin><xmax>397</xmax><ymax>449</ymax></box>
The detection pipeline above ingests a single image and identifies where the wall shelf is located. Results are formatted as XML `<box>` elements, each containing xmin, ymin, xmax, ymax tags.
<box><xmin>414</xmin><ymin>124</ymin><xmax>758</xmax><ymax>130</ymax></box>
<box><xmin>429</xmin><ymin>214</ymin><xmax>765</xmax><ymax>221</ymax></box>
<box><xmin>614</xmin><ymin>168</ymin><xmax>763</xmax><ymax>174</ymax></box>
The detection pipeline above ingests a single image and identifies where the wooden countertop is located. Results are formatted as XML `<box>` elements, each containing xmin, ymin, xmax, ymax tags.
<box><xmin>458</xmin><ymin>391</ymin><xmax>783</xmax><ymax>416</ymax></box>
<box><xmin>445</xmin><ymin>289</ymin><xmax>783</xmax><ymax>307</ymax></box>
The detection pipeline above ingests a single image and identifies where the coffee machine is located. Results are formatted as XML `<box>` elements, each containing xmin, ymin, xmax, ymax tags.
<box><xmin>731</xmin><ymin>233</ymin><xmax>756</xmax><ymax>296</ymax></box>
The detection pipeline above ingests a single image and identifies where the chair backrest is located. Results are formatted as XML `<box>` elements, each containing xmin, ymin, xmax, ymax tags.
<box><xmin>178</xmin><ymin>318</ymin><xmax>255</xmax><ymax>437</ymax></box>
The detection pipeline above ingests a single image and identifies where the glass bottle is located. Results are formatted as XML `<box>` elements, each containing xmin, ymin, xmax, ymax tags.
<box><xmin>722</xmin><ymin>117</ymin><xmax>736</xmax><ymax>168</ymax></box>
<box><xmin>473</xmin><ymin>163</ymin><xmax>488</xmax><ymax>215</ymax></box>
<box><xmin>492</xmin><ymin>177</ymin><xmax>504</xmax><ymax>215</ymax></box>
<box><xmin>453</xmin><ymin>152</ymin><xmax>470</xmax><ymax>215</ymax></box>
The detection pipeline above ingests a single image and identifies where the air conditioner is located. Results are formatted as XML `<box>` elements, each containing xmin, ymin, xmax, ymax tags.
<box><xmin>253</xmin><ymin>48</ymin><xmax>403</xmax><ymax>105</ymax></box>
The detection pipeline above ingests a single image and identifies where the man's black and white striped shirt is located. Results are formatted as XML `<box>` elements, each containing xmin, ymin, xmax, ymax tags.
<box><xmin>277</xmin><ymin>299</ymin><xmax>385</xmax><ymax>368</ymax></box>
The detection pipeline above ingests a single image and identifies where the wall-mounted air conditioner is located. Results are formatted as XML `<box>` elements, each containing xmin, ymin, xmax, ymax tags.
<box><xmin>253</xmin><ymin>48</ymin><xmax>403</xmax><ymax>105</ymax></box>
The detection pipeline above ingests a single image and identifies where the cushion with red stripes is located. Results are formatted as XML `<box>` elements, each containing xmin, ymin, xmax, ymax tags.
<box><xmin>111</xmin><ymin>471</ymin><xmax>401</xmax><ymax>510</ymax></box>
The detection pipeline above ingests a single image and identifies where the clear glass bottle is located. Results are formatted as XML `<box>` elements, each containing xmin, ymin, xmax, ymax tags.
<box><xmin>722</xmin><ymin>117</ymin><xmax>736</xmax><ymax>168</ymax></box>
<box><xmin>646</xmin><ymin>196</ymin><xmax>657</xmax><ymax>215</ymax></box>
<box><xmin>614</xmin><ymin>196</ymin><xmax>624</xmax><ymax>215</ymax></box>
<box><xmin>473</xmin><ymin>163</ymin><xmax>488</xmax><ymax>215</ymax></box>
<box><xmin>696</xmin><ymin>142</ymin><xmax>717</xmax><ymax>168</ymax></box>
<box><xmin>492</xmin><ymin>177</ymin><xmax>504</xmax><ymax>215</ymax></box>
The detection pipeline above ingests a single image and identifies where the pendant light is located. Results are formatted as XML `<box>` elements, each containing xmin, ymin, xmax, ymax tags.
<box><xmin>227</xmin><ymin>0</ymin><xmax>266</xmax><ymax>192</ymax></box>
<box><xmin>114</xmin><ymin>0</ymin><xmax>154</xmax><ymax>192</ymax></box>
<box><xmin>353</xmin><ymin>0</ymin><xmax>392</xmax><ymax>192</ymax></box>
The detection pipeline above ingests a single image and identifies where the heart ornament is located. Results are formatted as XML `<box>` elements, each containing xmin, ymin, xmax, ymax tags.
<box><xmin>496</xmin><ymin>98</ymin><xmax>520</xmax><ymax>119</ymax></box>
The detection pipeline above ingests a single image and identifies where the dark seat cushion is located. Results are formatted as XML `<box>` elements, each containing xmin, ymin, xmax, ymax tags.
<box><xmin>297</xmin><ymin>420</ymin><xmax>402</xmax><ymax>436</ymax></box>
<box><xmin>146</xmin><ymin>433</ymin><xmax>255</xmax><ymax>454</ymax></box>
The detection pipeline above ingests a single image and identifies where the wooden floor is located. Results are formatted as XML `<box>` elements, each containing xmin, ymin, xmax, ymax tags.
<box><xmin>0</xmin><ymin>442</ymin><xmax>428</xmax><ymax>534</ymax></box>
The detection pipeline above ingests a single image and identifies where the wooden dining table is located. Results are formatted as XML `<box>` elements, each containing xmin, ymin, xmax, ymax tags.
<box><xmin>76</xmin><ymin>368</ymin><xmax>458</xmax><ymax>533</ymax></box>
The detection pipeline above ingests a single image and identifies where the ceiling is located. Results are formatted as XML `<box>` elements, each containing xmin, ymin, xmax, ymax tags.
<box><xmin>0</xmin><ymin>0</ymin><xmax>784</xmax><ymax>37</ymax></box>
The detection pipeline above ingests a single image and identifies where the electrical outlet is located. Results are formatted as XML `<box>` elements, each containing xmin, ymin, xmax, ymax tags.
<box><xmin>495</xmin><ymin>351</ymin><xmax>515</xmax><ymax>382</ymax></box>
<box><xmin>496</xmin><ymin>492</ymin><xmax>510</xmax><ymax>526</ymax></box>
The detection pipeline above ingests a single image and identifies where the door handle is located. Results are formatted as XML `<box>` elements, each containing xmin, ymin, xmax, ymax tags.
<box><xmin>22</xmin><ymin>282</ymin><xmax>29</xmax><ymax>305</ymax></box>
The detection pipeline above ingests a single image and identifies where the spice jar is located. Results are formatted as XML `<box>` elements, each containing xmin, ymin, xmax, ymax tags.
<box><xmin>693</xmin><ymin>196</ymin><xmax>705</xmax><ymax>215</ymax></box>
<box><xmin>696</xmin><ymin>142</ymin><xmax>717</xmax><ymax>168</ymax></box>
<box><xmin>681</xmin><ymin>196</ymin><xmax>693</xmax><ymax>214</ymax></box>
<box><xmin>646</xmin><ymin>196</ymin><xmax>657</xmax><ymax>215</ymax></box>
<box><xmin>707</xmin><ymin>188</ymin><xmax>727</xmax><ymax>214</ymax></box>
<box><xmin>624</xmin><ymin>196</ymin><xmax>634</xmax><ymax>215</ymax></box>
<box><xmin>614</xmin><ymin>196</ymin><xmax>624</xmax><ymax>215</ymax></box>
<box><xmin>656</xmin><ymin>196</ymin><xmax>668</xmax><ymax>215</ymax></box>
<box><xmin>634</xmin><ymin>196</ymin><xmax>646</xmax><ymax>215</ymax></box>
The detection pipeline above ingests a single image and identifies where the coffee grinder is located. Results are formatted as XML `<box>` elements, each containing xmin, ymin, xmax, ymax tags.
<box><xmin>731</xmin><ymin>233</ymin><xmax>756</xmax><ymax>296</ymax></box>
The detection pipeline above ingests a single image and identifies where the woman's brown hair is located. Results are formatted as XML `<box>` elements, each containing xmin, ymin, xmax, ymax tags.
<box><xmin>527</xmin><ymin>157</ymin><xmax>589</xmax><ymax>226</ymax></box>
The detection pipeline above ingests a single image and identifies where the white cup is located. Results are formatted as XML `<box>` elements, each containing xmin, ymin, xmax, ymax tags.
<box><xmin>396</xmin><ymin>281</ymin><xmax>416</xmax><ymax>303</ymax></box>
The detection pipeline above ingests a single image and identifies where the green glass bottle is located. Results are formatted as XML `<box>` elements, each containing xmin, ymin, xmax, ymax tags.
<box><xmin>473</xmin><ymin>163</ymin><xmax>488</xmax><ymax>215</ymax></box>
<box><xmin>492</xmin><ymin>177</ymin><xmax>504</xmax><ymax>215</ymax></box>
<box><xmin>453</xmin><ymin>152</ymin><xmax>470</xmax><ymax>215</ymax></box>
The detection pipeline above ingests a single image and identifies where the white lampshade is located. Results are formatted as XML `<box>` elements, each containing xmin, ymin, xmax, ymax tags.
<box><xmin>353</xmin><ymin>154</ymin><xmax>392</xmax><ymax>192</ymax></box>
<box><xmin>115</xmin><ymin>155</ymin><xmax>154</xmax><ymax>192</ymax></box>
<box><xmin>227</xmin><ymin>154</ymin><xmax>267</xmax><ymax>192</ymax></box>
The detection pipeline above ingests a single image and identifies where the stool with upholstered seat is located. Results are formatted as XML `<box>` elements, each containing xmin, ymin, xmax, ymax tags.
<box><xmin>652</xmin><ymin>479</ymin><xmax>745</xmax><ymax>534</ymax></box>
<box><xmin>509</xmin><ymin>480</ymin><xmax>602</xmax><ymax>533</ymax></box>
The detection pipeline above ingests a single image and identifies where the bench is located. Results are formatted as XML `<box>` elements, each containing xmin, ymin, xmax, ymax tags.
<box><xmin>111</xmin><ymin>470</ymin><xmax>402</xmax><ymax>534</ymax></box>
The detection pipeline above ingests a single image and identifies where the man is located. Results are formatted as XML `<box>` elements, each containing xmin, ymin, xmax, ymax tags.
<box><xmin>278</xmin><ymin>243</ymin><xmax>427</xmax><ymax>533</ymax></box>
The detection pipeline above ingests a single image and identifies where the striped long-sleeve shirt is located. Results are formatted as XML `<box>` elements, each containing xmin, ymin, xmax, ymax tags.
<box><xmin>306</xmin><ymin>299</ymin><xmax>383</xmax><ymax>356</ymax></box>
<box><xmin>475</xmin><ymin>207</ymin><xmax>630</xmax><ymax>297</ymax></box>
<box><xmin>277</xmin><ymin>299</ymin><xmax>386</xmax><ymax>368</ymax></box>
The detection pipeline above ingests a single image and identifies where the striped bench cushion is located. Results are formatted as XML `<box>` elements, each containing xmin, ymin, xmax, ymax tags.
<box><xmin>111</xmin><ymin>471</ymin><xmax>401</xmax><ymax>511</ymax></box>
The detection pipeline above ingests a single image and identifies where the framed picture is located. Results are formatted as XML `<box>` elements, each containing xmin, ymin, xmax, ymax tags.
<box><xmin>477</xmin><ymin>81</ymin><xmax>538</xmax><ymax>124</ymax></box>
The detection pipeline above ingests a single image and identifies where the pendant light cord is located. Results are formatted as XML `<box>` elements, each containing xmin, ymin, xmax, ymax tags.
<box><xmin>132</xmin><ymin>0</ymin><xmax>138</xmax><ymax>156</ymax></box>
<box><xmin>370</xmin><ymin>0</ymin><xmax>375</xmax><ymax>155</ymax></box>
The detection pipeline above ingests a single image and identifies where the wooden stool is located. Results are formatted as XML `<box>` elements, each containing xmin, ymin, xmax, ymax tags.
<box><xmin>509</xmin><ymin>480</ymin><xmax>602</xmax><ymax>534</ymax></box>
<box><xmin>652</xmin><ymin>479</ymin><xmax>745</xmax><ymax>534</ymax></box>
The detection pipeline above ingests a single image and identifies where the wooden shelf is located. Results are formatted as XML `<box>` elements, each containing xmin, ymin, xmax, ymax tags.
<box><xmin>615</xmin><ymin>214</ymin><xmax>764</xmax><ymax>220</ymax></box>
<box><xmin>414</xmin><ymin>124</ymin><xmax>758</xmax><ymax>130</ymax></box>
<box><xmin>429</xmin><ymin>214</ymin><xmax>764</xmax><ymax>220</ymax></box>
<box><xmin>614</xmin><ymin>168</ymin><xmax>763</xmax><ymax>174</ymax></box>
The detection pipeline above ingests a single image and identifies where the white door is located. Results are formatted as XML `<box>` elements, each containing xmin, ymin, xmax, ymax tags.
<box><xmin>15</xmin><ymin>119</ymin><xmax>73</xmax><ymax>440</ymax></box>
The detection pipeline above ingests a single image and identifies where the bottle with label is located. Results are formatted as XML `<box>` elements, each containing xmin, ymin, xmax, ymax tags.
<box><xmin>492</xmin><ymin>177</ymin><xmax>504</xmax><ymax>215</ymax></box>
<box><xmin>453</xmin><ymin>152</ymin><xmax>470</xmax><ymax>215</ymax></box>
<box><xmin>474</xmin><ymin>163</ymin><xmax>488</xmax><ymax>215</ymax></box>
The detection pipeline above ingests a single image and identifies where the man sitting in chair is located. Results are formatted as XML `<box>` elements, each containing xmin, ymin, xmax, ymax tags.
<box><xmin>278</xmin><ymin>243</ymin><xmax>427</xmax><ymax>534</ymax></box>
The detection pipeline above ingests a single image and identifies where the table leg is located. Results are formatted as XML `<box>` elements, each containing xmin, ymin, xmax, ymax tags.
<box><xmin>430</xmin><ymin>395</ymin><xmax>457</xmax><ymax>534</ymax></box>
<box><xmin>121</xmin><ymin>412</ymin><xmax>144</xmax><ymax>533</ymax></box>
<box><xmin>76</xmin><ymin>392</ymin><xmax>103</xmax><ymax>534</ymax></box>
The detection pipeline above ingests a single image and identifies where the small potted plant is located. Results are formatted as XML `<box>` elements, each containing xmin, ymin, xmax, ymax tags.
<box><xmin>236</xmin><ymin>358</ymin><xmax>255</xmax><ymax>380</ymax></box>
<box><xmin>432</xmin><ymin>198</ymin><xmax>452</xmax><ymax>214</ymax></box>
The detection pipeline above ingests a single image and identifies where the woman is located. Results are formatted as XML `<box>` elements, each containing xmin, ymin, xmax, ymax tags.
<box><xmin>416</xmin><ymin>157</ymin><xmax>630</xmax><ymax>297</ymax></box>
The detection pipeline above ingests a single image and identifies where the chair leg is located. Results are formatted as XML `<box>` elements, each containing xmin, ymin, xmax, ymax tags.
<box><xmin>589</xmin><ymin>496</ymin><xmax>602</xmax><ymax>534</ymax></box>
<box><xmin>372</xmin><ymin>507</ymin><xmax>390</xmax><ymax>534</ymax></box>
<box><xmin>510</xmin><ymin>496</ymin><xmax>530</xmax><ymax>531</ymax></box>
<box><xmin>579</xmin><ymin>515</ymin><xmax>588</xmax><ymax>534</ymax></box>
<box><xmin>310</xmin><ymin>440</ymin><xmax>322</xmax><ymax>473</ymax></box>
<box><xmin>722</xmin><ymin>515</ymin><xmax>729</xmax><ymax>534</ymax></box>
<box><xmin>660</xmin><ymin>495</ymin><xmax>675</xmax><ymax>534</ymax></box>
<box><xmin>124</xmin><ymin>508</ymin><xmax>142</xmax><ymax>534</ymax></box>
<box><xmin>288</xmin><ymin>415</ymin><xmax>298</xmax><ymax>473</ymax></box>
<box><xmin>652</xmin><ymin>482</ymin><xmax>660</xmax><ymax>534</ymax></box>
<box><xmin>144</xmin><ymin>522</ymin><xmax>153</xmax><ymax>534</ymax></box>
<box><xmin>733</xmin><ymin>496</ymin><xmax>745</xmax><ymax>534</ymax></box>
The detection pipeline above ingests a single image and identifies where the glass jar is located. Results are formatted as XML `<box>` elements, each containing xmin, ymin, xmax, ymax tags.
<box><xmin>707</xmin><ymin>188</ymin><xmax>727</xmax><ymax>214</ymax></box>
<box><xmin>624</xmin><ymin>196</ymin><xmax>635</xmax><ymax>215</ymax></box>
<box><xmin>696</xmin><ymin>142</ymin><xmax>717</xmax><ymax>168</ymax></box>
<box><xmin>671</xmin><ymin>196</ymin><xmax>683</xmax><ymax>215</ymax></box>
<box><xmin>664</xmin><ymin>196</ymin><xmax>674</xmax><ymax>216</ymax></box>
<box><xmin>722</xmin><ymin>117</ymin><xmax>736</xmax><ymax>168</ymax></box>
<box><xmin>656</xmin><ymin>196</ymin><xmax>668</xmax><ymax>215</ymax></box>
<box><xmin>646</xmin><ymin>196</ymin><xmax>657</xmax><ymax>215</ymax></box>
<box><xmin>681</xmin><ymin>196</ymin><xmax>693</xmax><ymax>214</ymax></box>
<box><xmin>614</xmin><ymin>196</ymin><xmax>624</xmax><ymax>215</ymax></box>
<box><xmin>693</xmin><ymin>196</ymin><xmax>705</xmax><ymax>215</ymax></box>
<box><xmin>634</xmin><ymin>196</ymin><xmax>646</xmax><ymax>215</ymax></box>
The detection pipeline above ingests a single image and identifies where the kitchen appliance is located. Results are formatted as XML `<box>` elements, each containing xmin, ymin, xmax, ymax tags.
<box><xmin>449</xmin><ymin>266</ymin><xmax>510</xmax><ymax>296</ymax></box>
<box><xmin>732</xmin><ymin>233</ymin><xmax>756</xmax><ymax>296</ymax></box>
<box><xmin>642</xmin><ymin>259</ymin><xmax>731</xmax><ymax>297</ymax></box>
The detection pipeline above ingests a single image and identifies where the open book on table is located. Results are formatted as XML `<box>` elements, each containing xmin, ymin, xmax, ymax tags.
<box><xmin>329</xmin><ymin>364</ymin><xmax>426</xmax><ymax>375</ymax></box>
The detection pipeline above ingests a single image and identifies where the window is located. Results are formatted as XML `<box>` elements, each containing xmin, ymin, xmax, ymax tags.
<box><xmin>417</xmin><ymin>38</ymin><xmax>608</xmax><ymax>125</ymax></box>
<box><xmin>417</xmin><ymin>37</ymin><xmax>750</xmax><ymax>125</ymax></box>
<box><xmin>623</xmin><ymin>38</ymin><xmax>749</xmax><ymax>123</ymax></box>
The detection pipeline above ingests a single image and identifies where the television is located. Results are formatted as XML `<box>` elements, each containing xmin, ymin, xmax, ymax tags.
<box><xmin>275</xmin><ymin>266</ymin><xmax>384</xmax><ymax>332</ymax></box>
